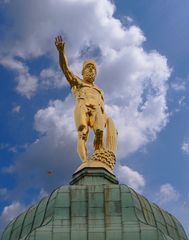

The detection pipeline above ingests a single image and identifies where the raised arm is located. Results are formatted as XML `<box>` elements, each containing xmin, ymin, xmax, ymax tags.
<box><xmin>55</xmin><ymin>36</ymin><xmax>78</xmax><ymax>87</ymax></box>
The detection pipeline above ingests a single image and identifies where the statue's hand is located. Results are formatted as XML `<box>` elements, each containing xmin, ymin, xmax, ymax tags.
<box><xmin>55</xmin><ymin>35</ymin><xmax>65</xmax><ymax>52</ymax></box>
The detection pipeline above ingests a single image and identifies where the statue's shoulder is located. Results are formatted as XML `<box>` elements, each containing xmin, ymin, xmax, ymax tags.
<box><xmin>94</xmin><ymin>84</ymin><xmax>104</xmax><ymax>95</ymax></box>
<box><xmin>70</xmin><ymin>76</ymin><xmax>83</xmax><ymax>87</ymax></box>
<box><xmin>71</xmin><ymin>76</ymin><xmax>83</xmax><ymax>95</ymax></box>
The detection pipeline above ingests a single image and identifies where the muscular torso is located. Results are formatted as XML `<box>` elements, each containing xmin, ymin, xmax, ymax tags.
<box><xmin>72</xmin><ymin>81</ymin><xmax>104</xmax><ymax>111</ymax></box>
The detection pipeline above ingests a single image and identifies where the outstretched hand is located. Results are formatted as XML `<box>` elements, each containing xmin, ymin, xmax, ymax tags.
<box><xmin>55</xmin><ymin>35</ymin><xmax>65</xmax><ymax>52</ymax></box>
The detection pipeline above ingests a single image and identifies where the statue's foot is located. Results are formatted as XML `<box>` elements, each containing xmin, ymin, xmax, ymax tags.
<box><xmin>82</xmin><ymin>159</ymin><xmax>89</xmax><ymax>163</ymax></box>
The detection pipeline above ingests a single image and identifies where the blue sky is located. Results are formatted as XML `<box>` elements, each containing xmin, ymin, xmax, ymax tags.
<box><xmin>0</xmin><ymin>0</ymin><xmax>189</xmax><ymax>236</ymax></box>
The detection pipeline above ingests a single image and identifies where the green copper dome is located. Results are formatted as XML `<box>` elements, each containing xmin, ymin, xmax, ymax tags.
<box><xmin>2</xmin><ymin>168</ymin><xmax>188</xmax><ymax>240</ymax></box>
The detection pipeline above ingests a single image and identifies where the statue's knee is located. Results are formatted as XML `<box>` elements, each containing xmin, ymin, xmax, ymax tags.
<box><xmin>78</xmin><ymin>125</ymin><xmax>88</xmax><ymax>141</ymax></box>
<box><xmin>79</xmin><ymin>132</ymin><xmax>87</xmax><ymax>141</ymax></box>
<box><xmin>78</xmin><ymin>124</ymin><xmax>86</xmax><ymax>132</ymax></box>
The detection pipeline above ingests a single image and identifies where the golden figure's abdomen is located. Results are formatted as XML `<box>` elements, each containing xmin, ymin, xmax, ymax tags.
<box><xmin>76</xmin><ymin>86</ymin><xmax>104</xmax><ymax>109</ymax></box>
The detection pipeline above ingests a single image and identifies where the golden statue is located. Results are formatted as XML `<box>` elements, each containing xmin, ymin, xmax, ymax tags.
<box><xmin>55</xmin><ymin>36</ymin><xmax>117</xmax><ymax>172</ymax></box>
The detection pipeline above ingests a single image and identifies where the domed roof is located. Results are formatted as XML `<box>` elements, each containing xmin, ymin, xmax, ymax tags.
<box><xmin>2</xmin><ymin>168</ymin><xmax>188</xmax><ymax>240</ymax></box>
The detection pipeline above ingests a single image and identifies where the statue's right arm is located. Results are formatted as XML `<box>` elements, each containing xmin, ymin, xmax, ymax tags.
<box><xmin>55</xmin><ymin>36</ymin><xmax>80</xmax><ymax>87</ymax></box>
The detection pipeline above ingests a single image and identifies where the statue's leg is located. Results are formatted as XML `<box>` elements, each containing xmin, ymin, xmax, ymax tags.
<box><xmin>93</xmin><ymin>107</ymin><xmax>105</xmax><ymax>150</ymax></box>
<box><xmin>77</xmin><ymin>125</ymin><xmax>88</xmax><ymax>162</ymax></box>
<box><xmin>74</xmin><ymin>104</ymin><xmax>89</xmax><ymax>162</ymax></box>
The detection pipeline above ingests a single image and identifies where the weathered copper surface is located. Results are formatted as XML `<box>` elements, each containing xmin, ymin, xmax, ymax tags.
<box><xmin>2</xmin><ymin>168</ymin><xmax>188</xmax><ymax>240</ymax></box>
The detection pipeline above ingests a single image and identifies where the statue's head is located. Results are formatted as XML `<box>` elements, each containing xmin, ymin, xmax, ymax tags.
<box><xmin>82</xmin><ymin>59</ymin><xmax>96</xmax><ymax>83</ymax></box>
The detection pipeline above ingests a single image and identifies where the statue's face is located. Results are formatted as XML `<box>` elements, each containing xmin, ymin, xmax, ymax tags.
<box><xmin>83</xmin><ymin>64</ymin><xmax>96</xmax><ymax>83</ymax></box>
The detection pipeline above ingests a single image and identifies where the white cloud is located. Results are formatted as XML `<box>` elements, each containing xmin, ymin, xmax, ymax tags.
<box><xmin>12</xmin><ymin>105</ymin><xmax>21</xmax><ymax>113</ymax></box>
<box><xmin>1</xmin><ymin>202</ymin><xmax>25</xmax><ymax>223</ymax></box>
<box><xmin>116</xmin><ymin>165</ymin><xmax>145</xmax><ymax>193</ymax></box>
<box><xmin>2</xmin><ymin>165</ymin><xmax>15</xmax><ymax>173</ymax></box>
<box><xmin>125</xmin><ymin>16</ymin><xmax>134</xmax><ymax>23</ymax></box>
<box><xmin>34</xmin><ymin>97</ymin><xmax>76</xmax><ymax>141</ymax></box>
<box><xmin>16</xmin><ymin>73</ymin><xmax>38</xmax><ymax>99</ymax></box>
<box><xmin>2</xmin><ymin>0</ymin><xmax>170</xmax><ymax>96</ymax></box>
<box><xmin>181</xmin><ymin>138</ymin><xmax>189</xmax><ymax>154</ymax></box>
<box><xmin>156</xmin><ymin>183</ymin><xmax>180</xmax><ymax>205</ymax></box>
<box><xmin>0</xmin><ymin>143</ymin><xmax>29</xmax><ymax>157</ymax></box>
<box><xmin>97</xmin><ymin>44</ymin><xmax>170</xmax><ymax>159</ymax></box>
<box><xmin>178</xmin><ymin>96</ymin><xmax>186</xmax><ymax>106</ymax></box>
<box><xmin>40</xmin><ymin>68</ymin><xmax>66</xmax><ymax>89</ymax></box>
<box><xmin>0</xmin><ymin>57</ymin><xmax>38</xmax><ymax>98</ymax></box>
<box><xmin>38</xmin><ymin>188</ymin><xmax>48</xmax><ymax>199</ymax></box>
<box><xmin>7</xmin><ymin>97</ymin><xmax>78</xmax><ymax>193</ymax></box>
<box><xmin>105</xmin><ymin>94</ymin><xmax>168</xmax><ymax>159</ymax></box>
<box><xmin>171</xmin><ymin>82</ymin><xmax>186</xmax><ymax>91</ymax></box>
<box><xmin>0</xmin><ymin>189</ymin><xmax>49</xmax><ymax>234</ymax></box>
<box><xmin>1</xmin><ymin>0</ymin><xmax>171</xmax><ymax>196</ymax></box>
<box><xmin>172</xmin><ymin>96</ymin><xmax>186</xmax><ymax>113</ymax></box>
<box><xmin>8</xmin><ymin>146</ymin><xmax>17</xmax><ymax>153</ymax></box>
<box><xmin>0</xmin><ymin>0</ymin><xmax>130</xmax><ymax>58</ymax></box>
<box><xmin>171</xmin><ymin>77</ymin><xmax>186</xmax><ymax>91</ymax></box>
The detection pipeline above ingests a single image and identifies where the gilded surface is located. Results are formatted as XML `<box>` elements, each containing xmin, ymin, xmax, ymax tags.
<box><xmin>55</xmin><ymin>36</ymin><xmax>117</xmax><ymax>171</ymax></box>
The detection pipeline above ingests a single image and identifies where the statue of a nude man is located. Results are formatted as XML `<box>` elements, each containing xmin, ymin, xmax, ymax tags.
<box><xmin>55</xmin><ymin>36</ymin><xmax>117</xmax><ymax>166</ymax></box>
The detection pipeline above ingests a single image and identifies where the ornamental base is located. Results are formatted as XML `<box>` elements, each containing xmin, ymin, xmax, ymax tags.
<box><xmin>70</xmin><ymin>167</ymin><xmax>119</xmax><ymax>185</ymax></box>
<box><xmin>75</xmin><ymin>148</ymin><xmax>116</xmax><ymax>174</ymax></box>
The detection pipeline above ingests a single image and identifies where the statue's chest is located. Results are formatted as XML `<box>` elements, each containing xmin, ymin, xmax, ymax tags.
<box><xmin>79</xmin><ymin>86</ymin><xmax>99</xmax><ymax>98</ymax></box>
<box><xmin>73</xmin><ymin>84</ymin><xmax>102</xmax><ymax>98</ymax></box>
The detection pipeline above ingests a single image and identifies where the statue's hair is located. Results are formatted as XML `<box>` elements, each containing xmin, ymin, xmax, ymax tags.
<box><xmin>82</xmin><ymin>59</ymin><xmax>96</xmax><ymax>75</ymax></box>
